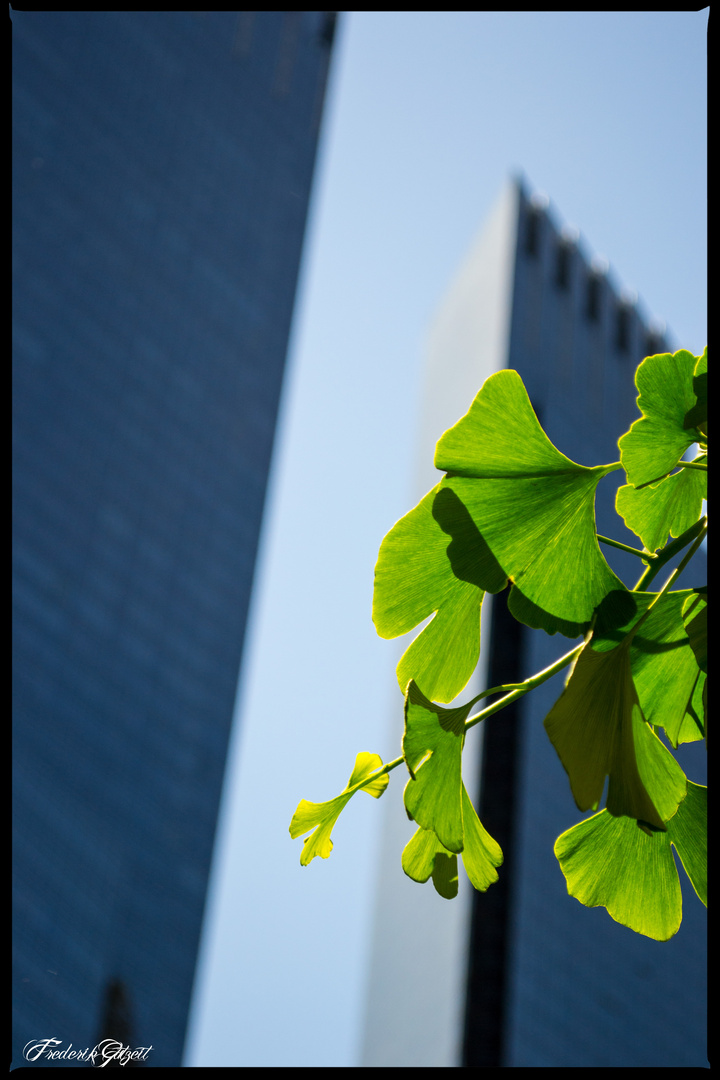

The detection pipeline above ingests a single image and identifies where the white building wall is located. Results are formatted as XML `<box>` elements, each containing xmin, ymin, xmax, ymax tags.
<box><xmin>360</xmin><ymin>178</ymin><xmax>518</xmax><ymax>1067</ymax></box>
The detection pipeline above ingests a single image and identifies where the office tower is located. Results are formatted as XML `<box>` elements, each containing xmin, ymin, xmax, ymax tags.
<box><xmin>362</xmin><ymin>177</ymin><xmax>706</xmax><ymax>1067</ymax></box>
<box><xmin>13</xmin><ymin>11</ymin><xmax>337</xmax><ymax>1068</ymax></box>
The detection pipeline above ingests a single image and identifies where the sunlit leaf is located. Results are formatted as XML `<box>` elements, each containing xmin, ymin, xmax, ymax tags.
<box><xmin>401</xmin><ymin>784</ymin><xmax>502</xmax><ymax>898</ymax></box>
<box><xmin>289</xmin><ymin>752</ymin><xmax>388</xmax><ymax>865</ymax></box>
<box><xmin>666</xmin><ymin>781</ymin><xmax>707</xmax><ymax>905</ymax></box>
<box><xmin>593</xmin><ymin>589</ymin><xmax>704</xmax><ymax>747</ymax></box>
<box><xmin>555</xmin><ymin>780</ymin><xmax>706</xmax><ymax>940</ymax></box>
<box><xmin>618</xmin><ymin>350</ymin><xmax>703</xmax><ymax>486</ymax></box>
<box><xmin>683</xmin><ymin>346</ymin><xmax>707</xmax><ymax>437</ymax></box>
<box><xmin>432</xmin><ymin>369</ymin><xmax>625</xmax><ymax>629</ymax></box>
<box><xmin>372</xmin><ymin>484</ymin><xmax>506</xmax><ymax>703</ymax></box>
<box><xmin>435</xmin><ymin>367</ymin><xmax>584</xmax><ymax>477</ymax></box>
<box><xmin>543</xmin><ymin>639</ymin><xmax>686</xmax><ymax>829</ymax></box>
<box><xmin>401</xmin><ymin>826</ymin><xmax>458</xmax><ymax>899</ymax></box>
<box><xmin>402</xmin><ymin>680</ymin><xmax>469</xmax><ymax>852</ymax></box>
<box><xmin>679</xmin><ymin>670</ymin><xmax>706</xmax><ymax>744</ymax></box>
<box><xmin>682</xmin><ymin>587</ymin><xmax>707</xmax><ymax>674</ymax></box>
<box><xmin>616</xmin><ymin>456</ymin><xmax>706</xmax><ymax>552</ymax></box>
<box><xmin>302</xmin><ymin>347</ymin><xmax>707</xmax><ymax>945</ymax></box>
<box><xmin>458</xmin><ymin>782</ymin><xmax>503</xmax><ymax>891</ymax></box>
<box><xmin>554</xmin><ymin>811</ymin><xmax>681</xmax><ymax>940</ymax></box>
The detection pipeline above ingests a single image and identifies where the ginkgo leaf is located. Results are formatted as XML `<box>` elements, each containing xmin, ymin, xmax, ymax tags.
<box><xmin>666</xmin><ymin>780</ymin><xmax>707</xmax><ymax>906</ymax></box>
<box><xmin>543</xmin><ymin>639</ymin><xmax>687</xmax><ymax>829</ymax></box>
<box><xmin>679</xmin><ymin>670</ymin><xmax>706</xmax><ymax>744</ymax></box>
<box><xmin>432</xmin><ymin>369</ymin><xmax>626</xmax><ymax>629</ymax></box>
<box><xmin>554</xmin><ymin>780</ymin><xmax>706</xmax><ymax>940</ymax></box>
<box><xmin>402</xmin><ymin>680</ymin><xmax>470</xmax><ymax>853</ymax></box>
<box><xmin>458</xmin><ymin>782</ymin><xmax>503</xmax><ymax>891</ymax></box>
<box><xmin>683</xmin><ymin>346</ymin><xmax>707</xmax><ymax>437</ymax></box>
<box><xmin>618</xmin><ymin>350</ymin><xmax>703</xmax><ymax>487</ymax></box>
<box><xmin>554</xmin><ymin>811</ymin><xmax>681</xmax><ymax>940</ymax></box>
<box><xmin>435</xmin><ymin>368</ymin><xmax>583</xmax><ymax>477</ymax></box>
<box><xmin>592</xmin><ymin>589</ymin><xmax>704</xmax><ymax>747</ymax></box>
<box><xmin>401</xmin><ymin>783</ymin><xmax>502</xmax><ymax>898</ymax></box>
<box><xmin>616</xmin><ymin>456</ymin><xmax>706</xmax><ymax>552</ymax></box>
<box><xmin>289</xmin><ymin>752</ymin><xmax>388</xmax><ymax>866</ymax></box>
<box><xmin>372</xmin><ymin>484</ymin><xmax>506</xmax><ymax>703</ymax></box>
<box><xmin>682</xmin><ymin>588</ymin><xmax>707</xmax><ymax>674</ymax></box>
<box><xmin>401</xmin><ymin>826</ymin><xmax>459</xmax><ymax>899</ymax></box>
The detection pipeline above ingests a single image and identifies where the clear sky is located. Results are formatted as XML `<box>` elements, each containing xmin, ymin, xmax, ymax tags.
<box><xmin>184</xmin><ymin>11</ymin><xmax>707</xmax><ymax>1067</ymax></box>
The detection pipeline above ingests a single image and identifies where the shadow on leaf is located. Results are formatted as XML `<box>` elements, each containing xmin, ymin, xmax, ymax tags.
<box><xmin>431</xmin><ymin>485</ymin><xmax>507</xmax><ymax>593</ymax></box>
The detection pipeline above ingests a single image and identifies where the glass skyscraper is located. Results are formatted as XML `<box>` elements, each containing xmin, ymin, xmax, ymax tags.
<box><xmin>13</xmin><ymin>11</ymin><xmax>336</xmax><ymax>1068</ymax></box>
<box><xmin>362</xmin><ymin>177</ymin><xmax>707</xmax><ymax>1068</ymax></box>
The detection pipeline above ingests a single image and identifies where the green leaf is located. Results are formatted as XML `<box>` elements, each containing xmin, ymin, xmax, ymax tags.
<box><xmin>433</xmin><ymin>370</ymin><xmax>625</xmax><ymax>629</ymax></box>
<box><xmin>458</xmin><ymin>782</ymin><xmax>503</xmax><ymax>890</ymax></box>
<box><xmin>401</xmin><ymin>826</ymin><xmax>458</xmax><ymax>899</ymax></box>
<box><xmin>666</xmin><ymin>780</ymin><xmax>707</xmax><ymax>906</ymax></box>
<box><xmin>679</xmin><ymin>669</ymin><xmax>706</xmax><ymax>743</ymax></box>
<box><xmin>435</xmin><ymin>368</ymin><xmax>585</xmax><ymax>478</ymax></box>
<box><xmin>289</xmin><ymin>752</ymin><xmax>388</xmax><ymax>865</ymax></box>
<box><xmin>593</xmin><ymin>589</ymin><xmax>704</xmax><ymax>746</ymax></box>
<box><xmin>618</xmin><ymin>350</ymin><xmax>703</xmax><ymax>486</ymax></box>
<box><xmin>554</xmin><ymin>780</ymin><xmax>706</xmax><ymax>940</ymax></box>
<box><xmin>504</xmin><ymin>585</ymin><xmax>588</xmax><ymax>639</ymax></box>
<box><xmin>402</xmin><ymin>680</ymin><xmax>469</xmax><ymax>853</ymax></box>
<box><xmin>615</xmin><ymin>456</ymin><xmax>706</xmax><ymax>552</ymax></box>
<box><xmin>554</xmin><ymin>811</ymin><xmax>682</xmax><ymax>940</ymax></box>
<box><xmin>682</xmin><ymin>587</ymin><xmax>707</xmax><ymax>673</ymax></box>
<box><xmin>683</xmin><ymin>346</ymin><xmax>707</xmax><ymax>437</ymax></box>
<box><xmin>543</xmin><ymin>639</ymin><xmax>686</xmax><ymax>829</ymax></box>
<box><xmin>401</xmin><ymin>783</ymin><xmax>502</xmax><ymax>898</ymax></box>
<box><xmin>372</xmin><ymin>484</ymin><xmax>506</xmax><ymax>703</ymax></box>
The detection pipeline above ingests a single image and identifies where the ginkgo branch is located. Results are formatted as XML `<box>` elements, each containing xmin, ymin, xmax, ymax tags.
<box><xmin>633</xmin><ymin>515</ymin><xmax>707</xmax><ymax>592</ymax></box>
<box><xmin>628</xmin><ymin>522</ymin><xmax>708</xmax><ymax>641</ymax></box>
<box><xmin>464</xmin><ymin>642</ymin><xmax>584</xmax><ymax>732</ymax></box>
<box><xmin>676</xmin><ymin>459</ymin><xmax>707</xmax><ymax>472</ymax></box>
<box><xmin>597</xmin><ymin>534</ymin><xmax>657</xmax><ymax>561</ymax></box>
<box><xmin>293</xmin><ymin>347</ymin><xmax>707</xmax><ymax>942</ymax></box>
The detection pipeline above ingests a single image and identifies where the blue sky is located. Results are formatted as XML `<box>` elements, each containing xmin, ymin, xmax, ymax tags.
<box><xmin>184</xmin><ymin>11</ymin><xmax>707</xmax><ymax>1067</ymax></box>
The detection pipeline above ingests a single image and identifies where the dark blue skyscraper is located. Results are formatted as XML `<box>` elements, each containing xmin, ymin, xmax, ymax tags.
<box><xmin>13</xmin><ymin>11</ymin><xmax>337</xmax><ymax>1068</ymax></box>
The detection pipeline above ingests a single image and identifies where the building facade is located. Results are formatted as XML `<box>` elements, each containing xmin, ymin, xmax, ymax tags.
<box><xmin>361</xmin><ymin>177</ymin><xmax>707</xmax><ymax>1067</ymax></box>
<box><xmin>12</xmin><ymin>11</ymin><xmax>336</xmax><ymax>1068</ymax></box>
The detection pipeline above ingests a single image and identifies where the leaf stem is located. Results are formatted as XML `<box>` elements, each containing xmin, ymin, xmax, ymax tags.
<box><xmin>597</xmin><ymin>534</ymin><xmax>656</xmax><ymax>561</ymax></box>
<box><xmin>633</xmin><ymin>515</ymin><xmax>707</xmax><ymax>592</ymax></box>
<box><xmin>676</xmin><ymin>459</ymin><xmax>708</xmax><ymax>472</ymax></box>
<box><xmin>344</xmin><ymin>754</ymin><xmax>405</xmax><ymax>798</ymax></box>
<box><xmin>350</xmin><ymin>652</ymin><xmax>585</xmax><ymax>794</ymax></box>
<box><xmin>464</xmin><ymin>642</ymin><xmax>584</xmax><ymax>732</ymax></box>
<box><xmin>626</xmin><ymin>521</ymin><xmax>708</xmax><ymax>641</ymax></box>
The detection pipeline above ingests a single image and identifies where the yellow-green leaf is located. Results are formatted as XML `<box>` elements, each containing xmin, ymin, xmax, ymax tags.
<box><xmin>554</xmin><ymin>811</ymin><xmax>682</xmax><ymax>940</ymax></box>
<box><xmin>372</xmin><ymin>484</ymin><xmax>506</xmax><ymax>703</ymax></box>
<box><xmin>433</xmin><ymin>370</ymin><xmax>625</xmax><ymax>631</ymax></box>
<box><xmin>683</xmin><ymin>346</ymin><xmax>707</xmax><ymax>437</ymax></box>
<box><xmin>543</xmin><ymin>639</ymin><xmax>686</xmax><ymax>829</ymax></box>
<box><xmin>682</xmin><ymin>588</ymin><xmax>707</xmax><ymax>674</ymax></box>
<box><xmin>555</xmin><ymin>780</ymin><xmax>706</xmax><ymax>940</ymax></box>
<box><xmin>666</xmin><ymin>781</ymin><xmax>707</xmax><ymax>906</ymax></box>
<box><xmin>593</xmin><ymin>590</ymin><xmax>704</xmax><ymax>746</ymax></box>
<box><xmin>401</xmin><ymin>826</ymin><xmax>458</xmax><ymax>899</ymax></box>
<box><xmin>402</xmin><ymin>680</ymin><xmax>469</xmax><ymax>853</ymax></box>
<box><xmin>289</xmin><ymin>752</ymin><xmax>388</xmax><ymax>866</ymax></box>
<box><xmin>618</xmin><ymin>350</ymin><xmax>703</xmax><ymax>486</ymax></box>
<box><xmin>459</xmin><ymin>782</ymin><xmax>503</xmax><ymax>891</ymax></box>
<box><xmin>615</xmin><ymin>456</ymin><xmax>706</xmax><ymax>552</ymax></box>
<box><xmin>401</xmin><ymin>783</ymin><xmax>502</xmax><ymax>898</ymax></box>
